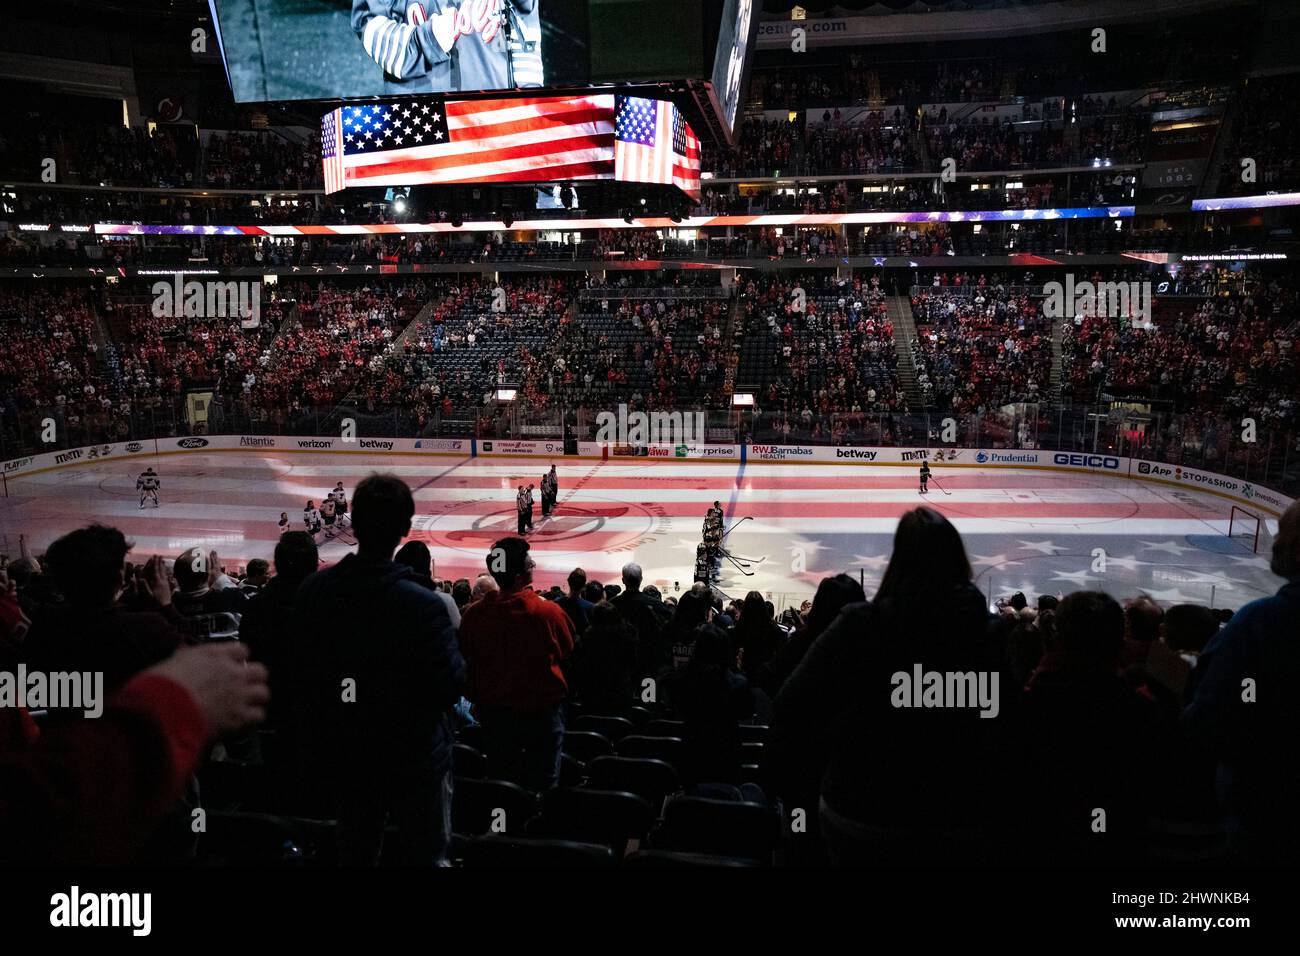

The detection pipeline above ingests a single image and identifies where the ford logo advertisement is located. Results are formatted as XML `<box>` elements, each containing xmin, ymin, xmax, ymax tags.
<box><xmin>177</xmin><ymin>438</ymin><xmax>209</xmax><ymax>449</ymax></box>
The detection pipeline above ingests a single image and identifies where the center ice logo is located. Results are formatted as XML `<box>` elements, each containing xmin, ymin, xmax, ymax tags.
<box><xmin>152</xmin><ymin>274</ymin><xmax>260</xmax><ymax>326</ymax></box>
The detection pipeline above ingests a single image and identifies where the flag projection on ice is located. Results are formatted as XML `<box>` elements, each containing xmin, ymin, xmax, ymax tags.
<box><xmin>320</xmin><ymin>93</ymin><xmax>700</xmax><ymax>198</ymax></box>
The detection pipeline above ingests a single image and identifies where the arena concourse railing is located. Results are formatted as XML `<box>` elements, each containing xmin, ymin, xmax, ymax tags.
<box><xmin>4</xmin><ymin>401</ymin><xmax>1297</xmax><ymax>499</ymax></box>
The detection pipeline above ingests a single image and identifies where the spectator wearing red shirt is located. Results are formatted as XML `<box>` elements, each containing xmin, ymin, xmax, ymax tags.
<box><xmin>458</xmin><ymin>536</ymin><xmax>576</xmax><ymax>791</ymax></box>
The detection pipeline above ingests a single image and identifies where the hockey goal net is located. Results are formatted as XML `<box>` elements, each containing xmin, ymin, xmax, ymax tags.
<box><xmin>1228</xmin><ymin>505</ymin><xmax>1265</xmax><ymax>554</ymax></box>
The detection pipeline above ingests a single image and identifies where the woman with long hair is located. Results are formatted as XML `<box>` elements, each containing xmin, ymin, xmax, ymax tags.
<box><xmin>733</xmin><ymin>590</ymin><xmax>783</xmax><ymax>679</ymax></box>
<box><xmin>768</xmin><ymin>507</ymin><xmax>1013</xmax><ymax>866</ymax></box>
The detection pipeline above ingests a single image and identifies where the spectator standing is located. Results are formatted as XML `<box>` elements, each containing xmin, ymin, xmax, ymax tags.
<box><xmin>458</xmin><ymin>537</ymin><xmax>576</xmax><ymax>791</ymax></box>
<box><xmin>294</xmin><ymin>474</ymin><xmax>465</xmax><ymax>865</ymax></box>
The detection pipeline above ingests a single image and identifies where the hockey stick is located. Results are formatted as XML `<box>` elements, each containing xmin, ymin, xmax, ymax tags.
<box><xmin>719</xmin><ymin>515</ymin><xmax>752</xmax><ymax>540</ymax></box>
<box><xmin>722</xmin><ymin>551</ymin><xmax>756</xmax><ymax>576</ymax></box>
<box><xmin>929</xmin><ymin>476</ymin><xmax>953</xmax><ymax>496</ymax></box>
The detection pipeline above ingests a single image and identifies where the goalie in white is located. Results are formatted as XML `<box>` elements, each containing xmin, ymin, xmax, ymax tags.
<box><xmin>136</xmin><ymin>468</ymin><xmax>161</xmax><ymax>509</ymax></box>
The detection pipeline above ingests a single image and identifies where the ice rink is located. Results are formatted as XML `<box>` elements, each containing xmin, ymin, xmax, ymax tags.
<box><xmin>0</xmin><ymin>451</ymin><xmax>1283</xmax><ymax>612</ymax></box>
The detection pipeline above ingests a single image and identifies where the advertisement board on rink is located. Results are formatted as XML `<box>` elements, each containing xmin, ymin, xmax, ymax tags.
<box><xmin>2</xmin><ymin>439</ymin><xmax>1294</xmax><ymax>517</ymax></box>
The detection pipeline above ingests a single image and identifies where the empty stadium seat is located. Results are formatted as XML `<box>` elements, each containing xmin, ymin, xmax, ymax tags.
<box><xmin>460</xmin><ymin>835</ymin><xmax>616</xmax><ymax>868</ymax></box>
<box><xmin>649</xmin><ymin>795</ymin><xmax>781</xmax><ymax>863</ymax></box>
<box><xmin>584</xmin><ymin>756</ymin><xmax>681</xmax><ymax>807</ymax></box>
<box><xmin>562</xmin><ymin>730</ymin><xmax>614</xmax><ymax>763</ymax></box>
<box><xmin>451</xmin><ymin>778</ymin><xmax>539</xmax><ymax>836</ymax></box>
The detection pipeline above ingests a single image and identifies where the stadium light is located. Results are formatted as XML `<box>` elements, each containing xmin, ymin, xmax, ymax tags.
<box><xmin>731</xmin><ymin>392</ymin><xmax>755</xmax><ymax>407</ymax></box>
<box><xmin>495</xmin><ymin>387</ymin><xmax>518</xmax><ymax>402</ymax></box>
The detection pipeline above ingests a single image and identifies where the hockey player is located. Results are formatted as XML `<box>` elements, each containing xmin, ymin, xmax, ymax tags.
<box><xmin>524</xmin><ymin>483</ymin><xmax>536</xmax><ymax>531</ymax></box>
<box><xmin>136</xmin><ymin>468</ymin><xmax>160</xmax><ymax>509</ymax></box>
<box><xmin>320</xmin><ymin>495</ymin><xmax>338</xmax><ymax>538</ymax></box>
<box><xmin>693</xmin><ymin>542</ymin><xmax>711</xmax><ymax>584</ymax></box>
<box><xmin>304</xmin><ymin>500</ymin><xmax>323</xmax><ymax>538</ymax></box>
<box><xmin>330</xmin><ymin>482</ymin><xmax>352</xmax><ymax>529</ymax></box>
<box><xmin>919</xmin><ymin>460</ymin><xmax>932</xmax><ymax>495</ymax></box>
<box><xmin>278</xmin><ymin>512</ymin><xmax>290</xmax><ymax>535</ymax></box>
<box><xmin>516</xmin><ymin>485</ymin><xmax>528</xmax><ymax>535</ymax></box>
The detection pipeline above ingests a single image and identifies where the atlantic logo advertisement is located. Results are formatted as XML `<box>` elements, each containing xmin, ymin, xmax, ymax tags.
<box><xmin>239</xmin><ymin>436</ymin><xmax>276</xmax><ymax>447</ymax></box>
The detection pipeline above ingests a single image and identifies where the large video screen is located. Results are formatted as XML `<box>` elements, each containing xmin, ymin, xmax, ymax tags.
<box><xmin>320</xmin><ymin>93</ymin><xmax>700</xmax><ymax>198</ymax></box>
<box><xmin>210</xmin><ymin>0</ymin><xmax>590</xmax><ymax>102</ymax></box>
<box><xmin>709</xmin><ymin>0</ymin><xmax>758</xmax><ymax>140</ymax></box>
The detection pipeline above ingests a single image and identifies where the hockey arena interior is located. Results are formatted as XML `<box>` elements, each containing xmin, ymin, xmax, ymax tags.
<box><xmin>0</xmin><ymin>0</ymin><xmax>1298</xmax><ymax>889</ymax></box>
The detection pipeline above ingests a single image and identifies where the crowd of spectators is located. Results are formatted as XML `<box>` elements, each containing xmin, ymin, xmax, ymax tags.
<box><xmin>739</xmin><ymin>273</ymin><xmax>905</xmax><ymax>444</ymax></box>
<box><xmin>1215</xmin><ymin>72</ymin><xmax>1300</xmax><ymax>195</ymax></box>
<box><xmin>0</xmin><ymin>285</ymin><xmax>104</xmax><ymax>440</ymax></box>
<box><xmin>1062</xmin><ymin>275</ymin><xmax>1299</xmax><ymax>426</ymax></box>
<box><xmin>923</xmin><ymin>108</ymin><xmax>1149</xmax><ymax>172</ymax></box>
<box><xmin>911</xmin><ymin>284</ymin><xmax>1052</xmax><ymax>412</ymax></box>
<box><xmin>4</xmin><ymin>483</ymin><xmax>1297</xmax><ymax>868</ymax></box>
<box><xmin>520</xmin><ymin>286</ymin><xmax>733</xmax><ymax>413</ymax></box>
<box><xmin>0</xmin><ymin>121</ymin><xmax>321</xmax><ymax>190</ymax></box>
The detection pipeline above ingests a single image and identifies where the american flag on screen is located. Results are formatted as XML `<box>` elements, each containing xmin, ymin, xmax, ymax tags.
<box><xmin>614</xmin><ymin>96</ymin><xmax>701</xmax><ymax>200</ymax></box>
<box><xmin>319</xmin><ymin>95</ymin><xmax>617</xmax><ymax>194</ymax></box>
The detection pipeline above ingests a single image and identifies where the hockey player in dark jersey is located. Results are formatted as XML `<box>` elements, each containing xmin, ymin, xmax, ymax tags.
<box><xmin>919</xmin><ymin>461</ymin><xmax>932</xmax><ymax>494</ymax></box>
<box><xmin>329</xmin><ymin>482</ymin><xmax>352</xmax><ymax>530</ymax></box>
<box><xmin>351</xmin><ymin>0</ymin><xmax>541</xmax><ymax>96</ymax></box>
